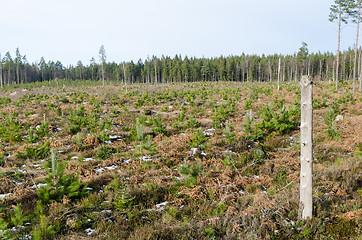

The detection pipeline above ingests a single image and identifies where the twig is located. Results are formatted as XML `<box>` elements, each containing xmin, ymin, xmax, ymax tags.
<box><xmin>54</xmin><ymin>208</ymin><xmax>77</xmax><ymax>220</ymax></box>
<box><xmin>277</xmin><ymin>179</ymin><xmax>296</xmax><ymax>193</ymax></box>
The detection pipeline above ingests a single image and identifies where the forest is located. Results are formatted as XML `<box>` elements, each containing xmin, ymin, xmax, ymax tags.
<box><xmin>0</xmin><ymin>45</ymin><xmax>361</xmax><ymax>86</ymax></box>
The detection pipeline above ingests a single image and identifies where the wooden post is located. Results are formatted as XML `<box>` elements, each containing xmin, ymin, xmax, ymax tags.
<box><xmin>299</xmin><ymin>75</ymin><xmax>313</xmax><ymax>220</ymax></box>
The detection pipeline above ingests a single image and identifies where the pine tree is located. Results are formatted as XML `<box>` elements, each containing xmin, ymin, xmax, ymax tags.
<box><xmin>99</xmin><ymin>45</ymin><xmax>106</xmax><ymax>86</ymax></box>
<box><xmin>329</xmin><ymin>0</ymin><xmax>356</xmax><ymax>90</ymax></box>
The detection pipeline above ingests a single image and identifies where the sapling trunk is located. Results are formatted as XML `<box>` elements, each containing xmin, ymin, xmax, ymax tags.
<box><xmin>299</xmin><ymin>75</ymin><xmax>313</xmax><ymax>220</ymax></box>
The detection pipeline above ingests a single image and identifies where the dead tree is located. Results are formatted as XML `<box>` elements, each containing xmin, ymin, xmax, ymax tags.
<box><xmin>299</xmin><ymin>75</ymin><xmax>313</xmax><ymax>220</ymax></box>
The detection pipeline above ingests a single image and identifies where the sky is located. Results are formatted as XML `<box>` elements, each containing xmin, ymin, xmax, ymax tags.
<box><xmin>0</xmin><ymin>0</ymin><xmax>359</xmax><ymax>66</ymax></box>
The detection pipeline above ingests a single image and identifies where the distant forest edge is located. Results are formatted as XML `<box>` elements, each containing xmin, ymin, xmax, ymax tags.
<box><xmin>0</xmin><ymin>45</ymin><xmax>361</xmax><ymax>85</ymax></box>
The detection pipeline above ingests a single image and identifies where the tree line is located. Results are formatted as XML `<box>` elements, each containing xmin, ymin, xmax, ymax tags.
<box><xmin>1</xmin><ymin>46</ymin><xmax>362</xmax><ymax>88</ymax></box>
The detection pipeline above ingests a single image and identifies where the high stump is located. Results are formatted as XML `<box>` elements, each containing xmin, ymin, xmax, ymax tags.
<box><xmin>299</xmin><ymin>75</ymin><xmax>313</xmax><ymax>220</ymax></box>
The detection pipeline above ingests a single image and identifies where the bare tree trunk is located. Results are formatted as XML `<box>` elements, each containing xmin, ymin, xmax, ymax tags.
<box><xmin>332</xmin><ymin>60</ymin><xmax>335</xmax><ymax>84</ymax></box>
<box><xmin>268</xmin><ymin>61</ymin><xmax>272</xmax><ymax>82</ymax></box>
<box><xmin>319</xmin><ymin>59</ymin><xmax>322</xmax><ymax>80</ymax></box>
<box><xmin>24</xmin><ymin>65</ymin><xmax>27</xmax><ymax>83</ymax></box>
<box><xmin>277</xmin><ymin>57</ymin><xmax>281</xmax><ymax>91</ymax></box>
<box><xmin>91</xmin><ymin>66</ymin><xmax>94</xmax><ymax>81</ymax></box>
<box><xmin>353</xmin><ymin>0</ymin><xmax>361</xmax><ymax>94</ymax></box>
<box><xmin>282</xmin><ymin>58</ymin><xmax>286</xmax><ymax>82</ymax></box>
<box><xmin>101</xmin><ymin>63</ymin><xmax>105</xmax><ymax>86</ymax></box>
<box><xmin>8</xmin><ymin>68</ymin><xmax>11</xmax><ymax>85</ymax></box>
<box><xmin>16</xmin><ymin>63</ymin><xmax>20</xmax><ymax>84</ymax></box>
<box><xmin>342</xmin><ymin>55</ymin><xmax>346</xmax><ymax>81</ymax></box>
<box><xmin>360</xmin><ymin>50</ymin><xmax>362</xmax><ymax>92</ymax></box>
<box><xmin>154</xmin><ymin>60</ymin><xmax>157</xmax><ymax>84</ymax></box>
<box><xmin>336</xmin><ymin>3</ymin><xmax>342</xmax><ymax>90</ymax></box>
<box><xmin>326</xmin><ymin>62</ymin><xmax>329</xmax><ymax>82</ymax></box>
<box><xmin>349</xmin><ymin>54</ymin><xmax>352</xmax><ymax>80</ymax></box>
<box><xmin>299</xmin><ymin>75</ymin><xmax>313</xmax><ymax>220</ymax></box>
<box><xmin>123</xmin><ymin>64</ymin><xmax>127</xmax><ymax>93</ymax></box>
<box><xmin>358</xmin><ymin>49</ymin><xmax>361</xmax><ymax>83</ymax></box>
<box><xmin>307</xmin><ymin>59</ymin><xmax>311</xmax><ymax>76</ymax></box>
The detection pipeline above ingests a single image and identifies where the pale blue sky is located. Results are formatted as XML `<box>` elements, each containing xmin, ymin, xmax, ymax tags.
<box><xmin>0</xmin><ymin>0</ymin><xmax>358</xmax><ymax>65</ymax></box>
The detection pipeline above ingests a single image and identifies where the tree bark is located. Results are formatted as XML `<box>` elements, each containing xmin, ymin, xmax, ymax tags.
<box><xmin>299</xmin><ymin>75</ymin><xmax>313</xmax><ymax>220</ymax></box>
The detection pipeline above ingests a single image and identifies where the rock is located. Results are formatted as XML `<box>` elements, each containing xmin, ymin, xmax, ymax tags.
<box><xmin>66</xmin><ymin>214</ymin><xmax>81</xmax><ymax>229</ymax></box>
<box><xmin>187</xmin><ymin>147</ymin><xmax>201</xmax><ymax>158</ymax></box>
<box><xmin>335</xmin><ymin>115</ymin><xmax>344</xmax><ymax>122</ymax></box>
<box><xmin>145</xmin><ymin>110</ymin><xmax>156</xmax><ymax>115</ymax></box>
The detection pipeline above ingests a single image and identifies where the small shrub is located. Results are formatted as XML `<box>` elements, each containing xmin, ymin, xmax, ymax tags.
<box><xmin>0</xmin><ymin>117</ymin><xmax>22</xmax><ymax>143</ymax></box>
<box><xmin>244</xmin><ymin>98</ymin><xmax>253</xmax><ymax>110</ymax></box>
<box><xmin>17</xmin><ymin>141</ymin><xmax>50</xmax><ymax>160</ymax></box>
<box><xmin>189</xmin><ymin>128</ymin><xmax>208</xmax><ymax>149</ymax></box>
<box><xmin>96</xmin><ymin>145</ymin><xmax>115</xmax><ymax>160</ymax></box>
<box><xmin>37</xmin><ymin>149</ymin><xmax>89</xmax><ymax>203</ymax></box>
<box><xmin>152</xmin><ymin>114</ymin><xmax>167</xmax><ymax>135</ymax></box>
<box><xmin>32</xmin><ymin>215</ymin><xmax>56</xmax><ymax>240</ymax></box>
<box><xmin>324</xmin><ymin>107</ymin><xmax>340</xmax><ymax>139</ymax></box>
<box><xmin>186</xmin><ymin>117</ymin><xmax>201</xmax><ymax>129</ymax></box>
<box><xmin>211</xmin><ymin>102</ymin><xmax>235</xmax><ymax>128</ymax></box>
<box><xmin>60</xmin><ymin>96</ymin><xmax>69</xmax><ymax>103</ymax></box>
<box><xmin>223</xmin><ymin>125</ymin><xmax>237</xmax><ymax>145</ymax></box>
<box><xmin>179</xmin><ymin>159</ymin><xmax>203</xmax><ymax>187</ymax></box>
<box><xmin>35</xmin><ymin>121</ymin><xmax>50</xmax><ymax>138</ymax></box>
